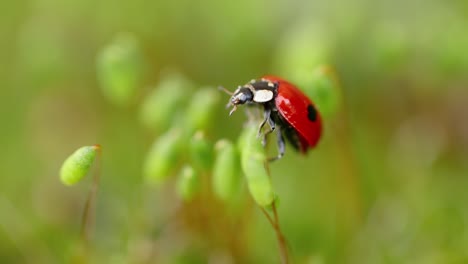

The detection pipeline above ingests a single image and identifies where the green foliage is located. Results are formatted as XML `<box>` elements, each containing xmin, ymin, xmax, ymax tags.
<box><xmin>185</xmin><ymin>88</ymin><xmax>221</xmax><ymax>133</ymax></box>
<box><xmin>189</xmin><ymin>131</ymin><xmax>214</xmax><ymax>172</ymax></box>
<box><xmin>144</xmin><ymin>129</ymin><xmax>185</xmax><ymax>185</ymax></box>
<box><xmin>176</xmin><ymin>165</ymin><xmax>200</xmax><ymax>202</ymax></box>
<box><xmin>139</xmin><ymin>71</ymin><xmax>194</xmax><ymax>132</ymax></box>
<box><xmin>212</xmin><ymin>139</ymin><xmax>242</xmax><ymax>202</ymax></box>
<box><xmin>238</xmin><ymin>123</ymin><xmax>275</xmax><ymax>207</ymax></box>
<box><xmin>96</xmin><ymin>33</ymin><xmax>144</xmax><ymax>106</ymax></box>
<box><xmin>60</xmin><ymin>145</ymin><xmax>99</xmax><ymax>186</ymax></box>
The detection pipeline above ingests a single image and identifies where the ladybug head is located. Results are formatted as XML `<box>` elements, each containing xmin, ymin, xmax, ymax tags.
<box><xmin>227</xmin><ymin>87</ymin><xmax>253</xmax><ymax>115</ymax></box>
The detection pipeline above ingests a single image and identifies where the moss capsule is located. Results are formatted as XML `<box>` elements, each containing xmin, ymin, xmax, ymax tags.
<box><xmin>60</xmin><ymin>145</ymin><xmax>100</xmax><ymax>186</ymax></box>
<box><xmin>176</xmin><ymin>165</ymin><xmax>200</xmax><ymax>202</ymax></box>
<box><xmin>239</xmin><ymin>124</ymin><xmax>275</xmax><ymax>207</ymax></box>
<box><xmin>96</xmin><ymin>33</ymin><xmax>144</xmax><ymax>106</ymax></box>
<box><xmin>185</xmin><ymin>88</ymin><xmax>221</xmax><ymax>133</ymax></box>
<box><xmin>212</xmin><ymin>139</ymin><xmax>242</xmax><ymax>202</ymax></box>
<box><xmin>144</xmin><ymin>129</ymin><xmax>184</xmax><ymax>185</ymax></box>
<box><xmin>189</xmin><ymin>131</ymin><xmax>214</xmax><ymax>172</ymax></box>
<box><xmin>139</xmin><ymin>72</ymin><xmax>194</xmax><ymax>131</ymax></box>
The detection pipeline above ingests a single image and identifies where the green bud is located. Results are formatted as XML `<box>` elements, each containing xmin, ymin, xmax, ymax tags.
<box><xmin>139</xmin><ymin>71</ymin><xmax>194</xmax><ymax>131</ymax></box>
<box><xmin>212</xmin><ymin>139</ymin><xmax>242</xmax><ymax>202</ymax></box>
<box><xmin>176</xmin><ymin>165</ymin><xmax>200</xmax><ymax>202</ymax></box>
<box><xmin>185</xmin><ymin>87</ymin><xmax>221</xmax><ymax>133</ymax></box>
<box><xmin>189</xmin><ymin>131</ymin><xmax>213</xmax><ymax>172</ymax></box>
<box><xmin>239</xmin><ymin>123</ymin><xmax>275</xmax><ymax>207</ymax></box>
<box><xmin>275</xmin><ymin>22</ymin><xmax>333</xmax><ymax>81</ymax></box>
<box><xmin>60</xmin><ymin>145</ymin><xmax>100</xmax><ymax>186</ymax></box>
<box><xmin>301</xmin><ymin>66</ymin><xmax>342</xmax><ymax>118</ymax></box>
<box><xmin>144</xmin><ymin>129</ymin><xmax>184</xmax><ymax>185</ymax></box>
<box><xmin>96</xmin><ymin>33</ymin><xmax>144</xmax><ymax>106</ymax></box>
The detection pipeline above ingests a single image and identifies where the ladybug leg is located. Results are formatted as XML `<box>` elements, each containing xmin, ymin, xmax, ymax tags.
<box><xmin>257</xmin><ymin>108</ymin><xmax>272</xmax><ymax>138</ymax></box>
<box><xmin>268</xmin><ymin>127</ymin><xmax>285</xmax><ymax>162</ymax></box>
<box><xmin>258</xmin><ymin>108</ymin><xmax>276</xmax><ymax>146</ymax></box>
<box><xmin>262</xmin><ymin>117</ymin><xmax>276</xmax><ymax>146</ymax></box>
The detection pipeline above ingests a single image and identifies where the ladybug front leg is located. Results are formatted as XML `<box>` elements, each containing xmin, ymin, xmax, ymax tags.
<box><xmin>268</xmin><ymin>126</ymin><xmax>285</xmax><ymax>162</ymax></box>
<box><xmin>257</xmin><ymin>108</ymin><xmax>270</xmax><ymax>138</ymax></box>
<box><xmin>258</xmin><ymin>108</ymin><xmax>276</xmax><ymax>146</ymax></box>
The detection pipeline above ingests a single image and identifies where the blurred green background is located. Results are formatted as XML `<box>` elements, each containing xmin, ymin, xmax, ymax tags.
<box><xmin>1</xmin><ymin>0</ymin><xmax>468</xmax><ymax>263</ymax></box>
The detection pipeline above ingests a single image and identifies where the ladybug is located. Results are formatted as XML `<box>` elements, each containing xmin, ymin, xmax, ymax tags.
<box><xmin>224</xmin><ymin>75</ymin><xmax>322</xmax><ymax>160</ymax></box>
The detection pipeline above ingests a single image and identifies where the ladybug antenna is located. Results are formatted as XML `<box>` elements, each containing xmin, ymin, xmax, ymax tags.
<box><xmin>218</xmin><ymin>86</ymin><xmax>233</xmax><ymax>96</ymax></box>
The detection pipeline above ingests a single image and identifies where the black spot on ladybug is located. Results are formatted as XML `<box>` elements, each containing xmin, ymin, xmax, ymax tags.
<box><xmin>307</xmin><ymin>105</ymin><xmax>317</xmax><ymax>122</ymax></box>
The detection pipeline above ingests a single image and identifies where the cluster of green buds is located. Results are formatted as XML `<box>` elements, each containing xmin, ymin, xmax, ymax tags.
<box><xmin>139</xmin><ymin>71</ymin><xmax>277</xmax><ymax>207</ymax></box>
<box><xmin>60</xmin><ymin>34</ymin><xmax>274</xmax><ymax>215</ymax></box>
<box><xmin>62</xmin><ymin>33</ymin><xmax>343</xmax><ymax>212</ymax></box>
<box><xmin>139</xmin><ymin>72</ymin><xmax>220</xmax><ymax>202</ymax></box>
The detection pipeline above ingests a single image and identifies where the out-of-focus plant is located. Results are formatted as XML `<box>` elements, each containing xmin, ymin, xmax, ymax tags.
<box><xmin>184</xmin><ymin>87</ymin><xmax>221</xmax><ymax>133</ymax></box>
<box><xmin>143</xmin><ymin>128</ymin><xmax>185</xmax><ymax>185</ymax></box>
<box><xmin>139</xmin><ymin>71</ymin><xmax>194</xmax><ymax>132</ymax></box>
<box><xmin>176</xmin><ymin>165</ymin><xmax>201</xmax><ymax>202</ymax></box>
<box><xmin>59</xmin><ymin>144</ymin><xmax>102</xmax><ymax>252</ymax></box>
<box><xmin>212</xmin><ymin>139</ymin><xmax>241</xmax><ymax>203</ymax></box>
<box><xmin>96</xmin><ymin>33</ymin><xmax>145</xmax><ymax>106</ymax></box>
<box><xmin>190</xmin><ymin>132</ymin><xmax>214</xmax><ymax>173</ymax></box>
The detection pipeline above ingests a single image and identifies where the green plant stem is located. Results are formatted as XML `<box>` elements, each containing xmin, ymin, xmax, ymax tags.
<box><xmin>261</xmin><ymin>201</ymin><xmax>289</xmax><ymax>264</ymax></box>
<box><xmin>80</xmin><ymin>145</ymin><xmax>102</xmax><ymax>245</ymax></box>
<box><xmin>272</xmin><ymin>202</ymin><xmax>288</xmax><ymax>264</ymax></box>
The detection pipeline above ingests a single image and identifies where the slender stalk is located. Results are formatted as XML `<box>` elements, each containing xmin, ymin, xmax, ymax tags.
<box><xmin>272</xmin><ymin>202</ymin><xmax>288</xmax><ymax>264</ymax></box>
<box><xmin>255</xmin><ymin>122</ymin><xmax>289</xmax><ymax>264</ymax></box>
<box><xmin>260</xmin><ymin>207</ymin><xmax>275</xmax><ymax>228</ymax></box>
<box><xmin>80</xmin><ymin>145</ymin><xmax>102</xmax><ymax>244</ymax></box>
<box><xmin>261</xmin><ymin>201</ymin><xmax>289</xmax><ymax>264</ymax></box>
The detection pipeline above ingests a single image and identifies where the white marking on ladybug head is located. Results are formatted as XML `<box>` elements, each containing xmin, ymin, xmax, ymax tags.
<box><xmin>267</xmin><ymin>82</ymin><xmax>275</xmax><ymax>87</ymax></box>
<box><xmin>253</xmin><ymin>89</ymin><xmax>274</xmax><ymax>103</ymax></box>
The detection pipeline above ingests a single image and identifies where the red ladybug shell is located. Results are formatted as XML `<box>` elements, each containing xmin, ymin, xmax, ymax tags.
<box><xmin>262</xmin><ymin>75</ymin><xmax>322</xmax><ymax>153</ymax></box>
